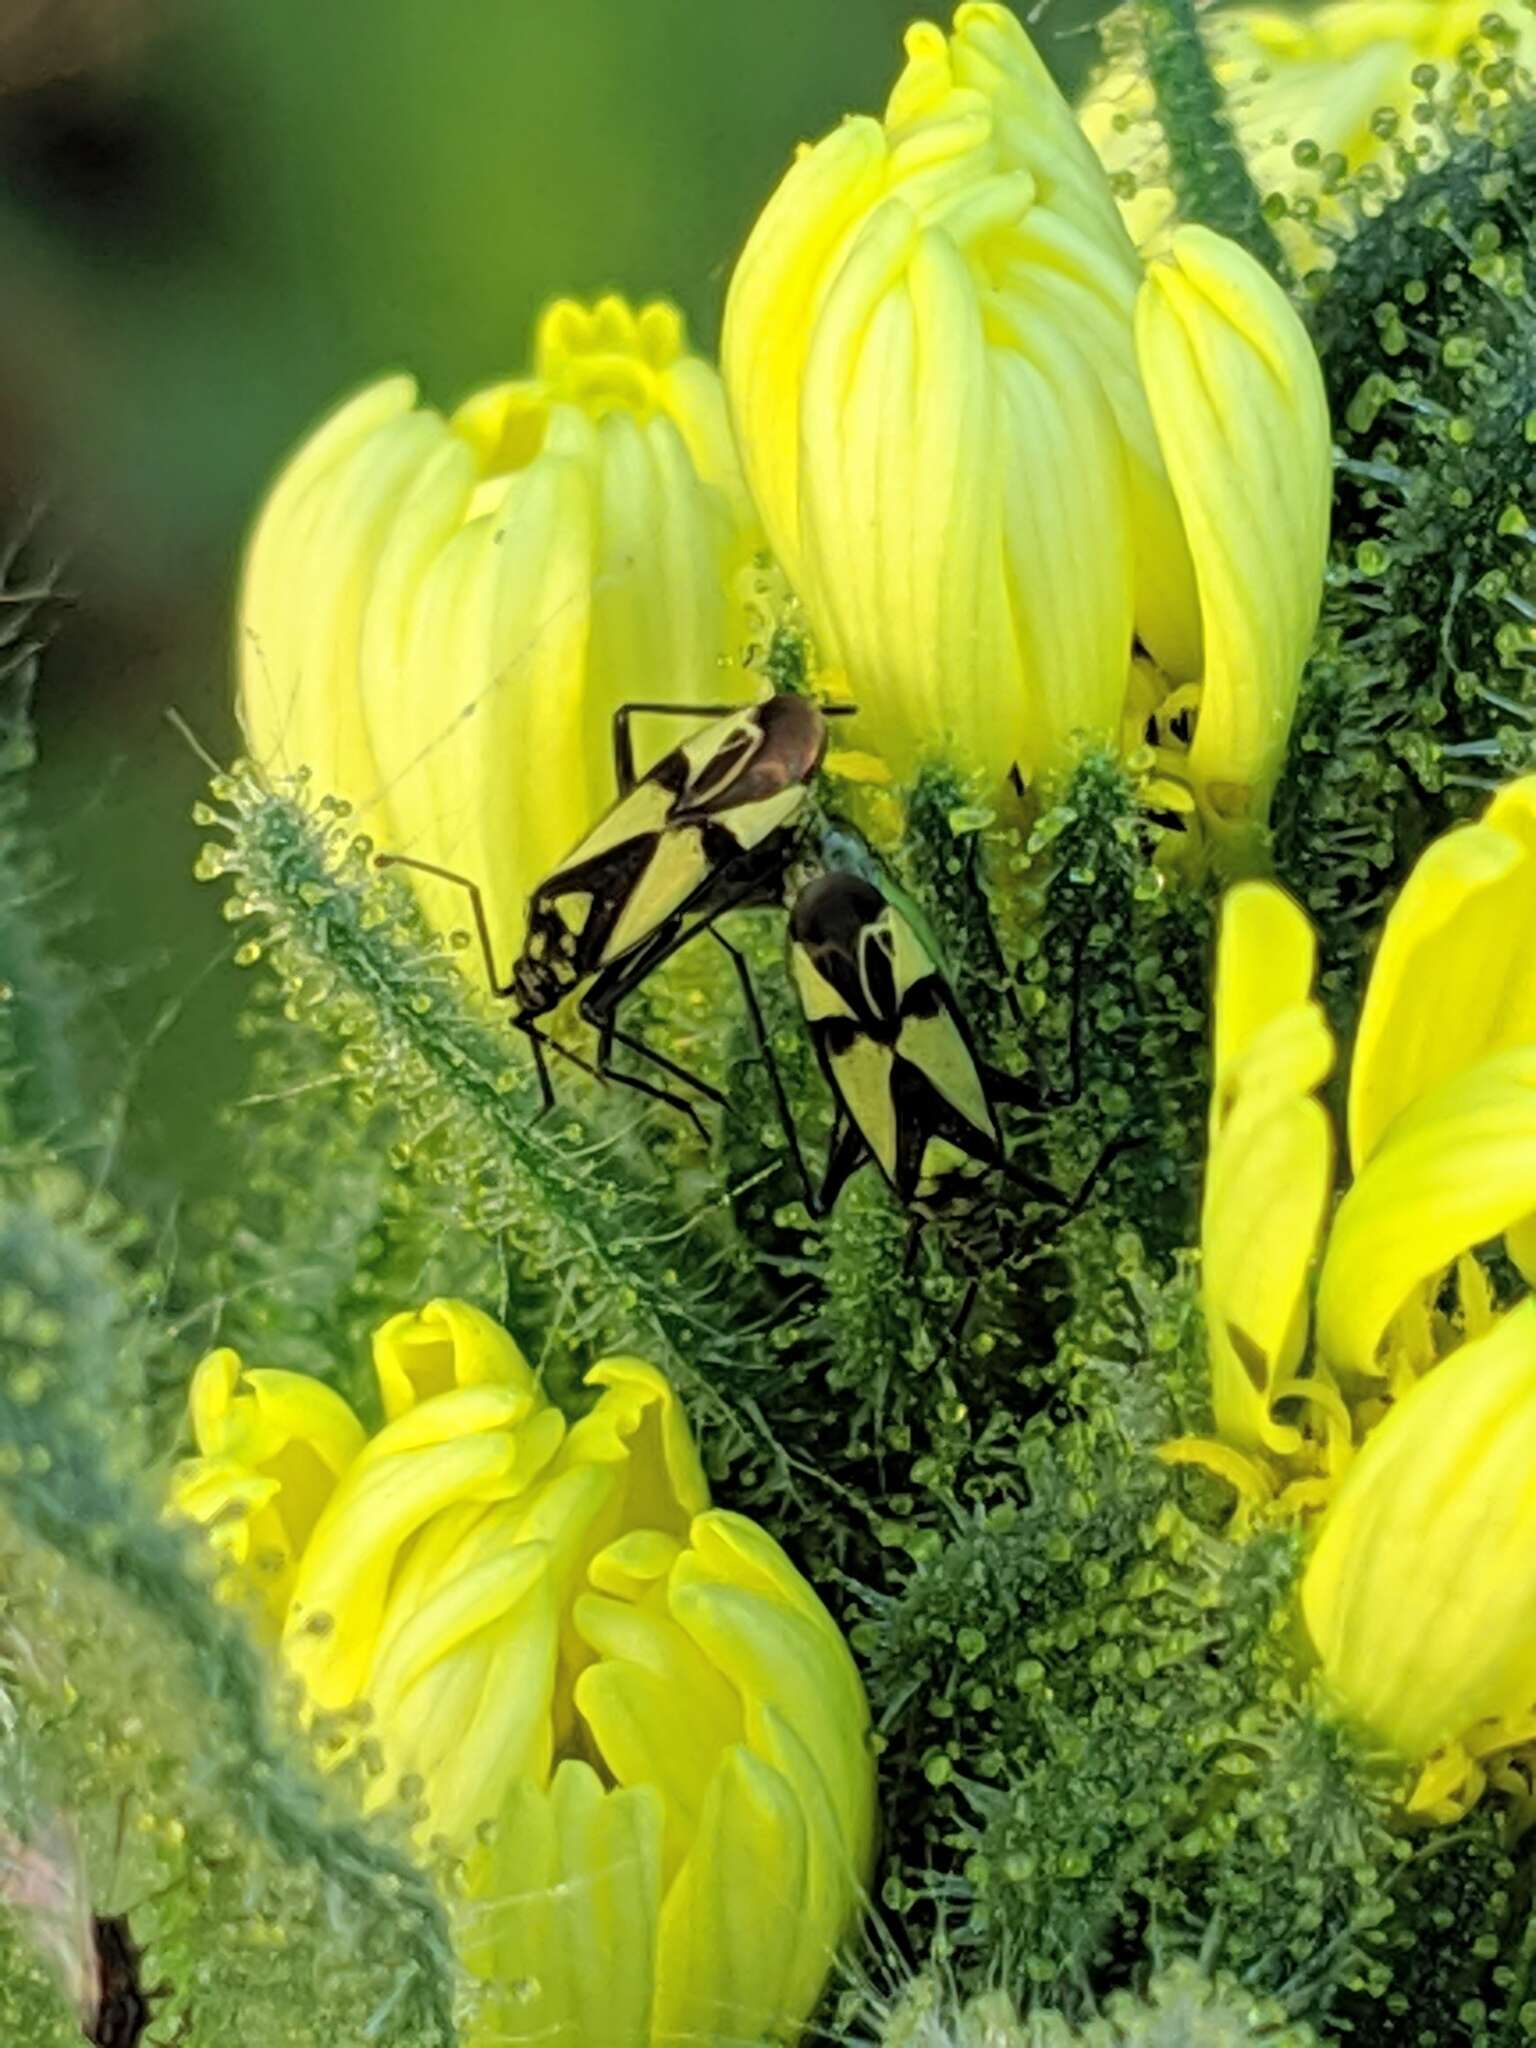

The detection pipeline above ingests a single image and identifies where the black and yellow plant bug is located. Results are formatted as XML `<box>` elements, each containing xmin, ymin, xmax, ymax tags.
<box><xmin>786</xmin><ymin>871</ymin><xmax>1045</xmax><ymax>1221</ymax></box>
<box><xmin>377</xmin><ymin>692</ymin><xmax>838</xmax><ymax>1135</ymax></box>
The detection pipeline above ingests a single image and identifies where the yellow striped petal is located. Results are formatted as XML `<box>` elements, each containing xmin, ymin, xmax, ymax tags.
<box><xmin>650</xmin><ymin>1745</ymin><xmax>809</xmax><ymax>2048</ymax></box>
<box><xmin>366</xmin><ymin>1541</ymin><xmax>557</xmax><ymax>1843</ymax></box>
<box><xmin>1349</xmin><ymin>777</ymin><xmax>1536</xmax><ymax>1168</ymax></box>
<box><xmin>1318</xmin><ymin>1046</ymin><xmax>1536</xmax><ymax>1384</ymax></box>
<box><xmin>282</xmin><ymin>1386</ymin><xmax>529</xmax><ymax>1709</ymax></box>
<box><xmin>460</xmin><ymin>1762</ymin><xmax>662</xmax><ymax>2048</ymax></box>
<box><xmin>1303</xmin><ymin>1300</ymin><xmax>1536</xmax><ymax>1758</ymax></box>
<box><xmin>1136</xmin><ymin>227</ymin><xmax>1331</xmax><ymax>861</ymax></box>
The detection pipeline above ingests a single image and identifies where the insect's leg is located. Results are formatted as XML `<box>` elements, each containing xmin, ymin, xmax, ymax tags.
<box><xmin>602</xmin><ymin>1020</ymin><xmax>731</xmax><ymax>1111</ymax></box>
<box><xmin>901</xmin><ymin>1216</ymin><xmax>925</xmax><ymax>1278</ymax></box>
<box><xmin>997</xmin><ymin>1154</ymin><xmax>1067</xmax><ymax>1208</ymax></box>
<box><xmin>610</xmin><ymin>699</ymin><xmax>758</xmax><ymax>796</ymax></box>
<box><xmin>1063</xmin><ymin>1131</ymin><xmax>1137</xmax><ymax>1218</ymax></box>
<box><xmin>949</xmin><ymin>1272</ymin><xmax>982</xmax><ymax>1350</ymax></box>
<box><xmin>708</xmin><ymin>928</ymin><xmax>817</xmax><ymax>1213</ymax></box>
<box><xmin>601</xmin><ymin>1055</ymin><xmax>712</xmax><ymax>1144</ymax></box>
<box><xmin>818</xmin><ymin>1113</ymin><xmax>869</xmax><ymax>1216</ymax></box>
<box><xmin>517</xmin><ymin>1020</ymin><xmax>556</xmax><ymax>1114</ymax></box>
<box><xmin>373</xmin><ymin>852</ymin><xmax>516</xmax><ymax>997</ymax></box>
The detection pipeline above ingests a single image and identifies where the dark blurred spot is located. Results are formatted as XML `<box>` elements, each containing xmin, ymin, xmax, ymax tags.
<box><xmin>0</xmin><ymin>78</ymin><xmax>197</xmax><ymax>250</ymax></box>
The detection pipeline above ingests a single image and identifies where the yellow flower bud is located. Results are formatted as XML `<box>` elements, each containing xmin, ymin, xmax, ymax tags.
<box><xmin>1200</xmin><ymin>883</ymin><xmax>1334</xmax><ymax>1457</ymax></box>
<box><xmin>723</xmin><ymin>2</ymin><xmax>1198</xmax><ymax>785</ymax></box>
<box><xmin>1135</xmin><ymin>228</ymin><xmax>1331</xmax><ymax>859</ymax></box>
<box><xmin>239</xmin><ymin>295</ymin><xmax>759</xmax><ymax>966</ymax></box>
<box><xmin>1303</xmin><ymin>1300</ymin><xmax>1536</xmax><ymax>1760</ymax></box>
<box><xmin>167</xmin><ymin>1348</ymin><xmax>366</xmax><ymax>1632</ymax></box>
<box><xmin>172</xmin><ymin>1318</ymin><xmax>876</xmax><ymax>2035</ymax></box>
<box><xmin>466</xmin><ymin>1509</ymin><xmax>875</xmax><ymax>2047</ymax></box>
<box><xmin>1081</xmin><ymin>2</ymin><xmax>1536</xmax><ymax>267</ymax></box>
<box><xmin>724</xmin><ymin>8</ymin><xmax>1328</xmax><ymax>844</ymax></box>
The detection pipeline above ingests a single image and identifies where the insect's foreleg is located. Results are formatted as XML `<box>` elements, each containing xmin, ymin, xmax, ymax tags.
<box><xmin>708</xmin><ymin>928</ymin><xmax>818</xmax><ymax>1215</ymax></box>
<box><xmin>373</xmin><ymin>852</ymin><xmax>515</xmax><ymax>997</ymax></box>
<box><xmin>610</xmin><ymin>699</ymin><xmax>757</xmax><ymax>796</ymax></box>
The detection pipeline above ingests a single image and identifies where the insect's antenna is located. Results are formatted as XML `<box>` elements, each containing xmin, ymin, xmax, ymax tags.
<box><xmin>822</xmin><ymin>702</ymin><xmax>860</xmax><ymax>718</ymax></box>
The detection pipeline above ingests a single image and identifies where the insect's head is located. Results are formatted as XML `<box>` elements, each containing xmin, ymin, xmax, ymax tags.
<box><xmin>511</xmin><ymin>906</ymin><xmax>581</xmax><ymax>1018</ymax></box>
<box><xmin>788</xmin><ymin>871</ymin><xmax>895</xmax><ymax>1030</ymax></box>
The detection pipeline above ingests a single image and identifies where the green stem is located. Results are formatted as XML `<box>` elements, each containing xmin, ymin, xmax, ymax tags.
<box><xmin>0</xmin><ymin>1193</ymin><xmax>460</xmax><ymax>2047</ymax></box>
<box><xmin>227</xmin><ymin>784</ymin><xmax>769</xmax><ymax>1457</ymax></box>
<box><xmin>1139</xmin><ymin>0</ymin><xmax>1289</xmax><ymax>278</ymax></box>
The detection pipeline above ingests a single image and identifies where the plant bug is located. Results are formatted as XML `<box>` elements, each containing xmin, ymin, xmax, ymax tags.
<box><xmin>377</xmin><ymin>691</ymin><xmax>844</xmax><ymax>1136</ymax></box>
<box><xmin>783</xmin><ymin>870</ymin><xmax>1054</xmax><ymax>1221</ymax></box>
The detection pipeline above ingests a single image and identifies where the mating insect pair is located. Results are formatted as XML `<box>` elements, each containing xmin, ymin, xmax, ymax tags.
<box><xmin>379</xmin><ymin>691</ymin><xmax>1056</xmax><ymax>1227</ymax></box>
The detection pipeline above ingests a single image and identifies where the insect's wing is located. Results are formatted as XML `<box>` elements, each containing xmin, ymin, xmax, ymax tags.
<box><xmin>887</xmin><ymin>936</ymin><xmax>1001</xmax><ymax>1207</ymax></box>
<box><xmin>672</xmin><ymin>695</ymin><xmax>825</xmax><ymax>851</ymax></box>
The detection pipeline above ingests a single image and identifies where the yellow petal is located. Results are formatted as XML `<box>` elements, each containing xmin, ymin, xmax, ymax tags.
<box><xmin>1202</xmin><ymin>882</ymin><xmax>1336</xmax><ymax>1454</ymax></box>
<box><xmin>651</xmin><ymin>1745</ymin><xmax>809</xmax><ymax>2048</ymax></box>
<box><xmin>559</xmin><ymin>1356</ymin><xmax>710</xmax><ymax>1536</ymax></box>
<box><xmin>1211</xmin><ymin>881</ymin><xmax>1320</xmax><ymax>1108</ymax></box>
<box><xmin>723</xmin><ymin>117</ymin><xmax>889</xmax><ymax>584</ymax></box>
<box><xmin>238</xmin><ymin>376</ymin><xmax>420</xmax><ymax>794</ymax></box>
<box><xmin>1317</xmin><ymin>1046</ymin><xmax>1536</xmax><ymax>1383</ymax></box>
<box><xmin>572</xmin><ymin>1583</ymin><xmax>744</xmax><ymax>1882</ymax></box>
<box><xmin>1136</xmin><ymin>226</ymin><xmax>1331</xmax><ymax>858</ymax></box>
<box><xmin>283</xmin><ymin>1390</ymin><xmax>527</xmax><ymax>1709</ymax></box>
<box><xmin>1348</xmin><ymin>777</ymin><xmax>1536</xmax><ymax>1168</ymax></box>
<box><xmin>1303</xmin><ymin>1300</ymin><xmax>1536</xmax><ymax>1758</ymax></box>
<box><xmin>371</xmin><ymin>1299</ymin><xmax>539</xmax><ymax>1422</ymax></box>
<box><xmin>367</xmin><ymin>1542</ymin><xmax>557</xmax><ymax>1844</ymax></box>
<box><xmin>670</xmin><ymin>1512</ymin><xmax>876</xmax><ymax>1896</ymax></box>
<box><xmin>1204</xmin><ymin>1082</ymin><xmax>1333</xmax><ymax>1456</ymax></box>
<box><xmin>460</xmin><ymin>1762</ymin><xmax>661</xmax><ymax>2048</ymax></box>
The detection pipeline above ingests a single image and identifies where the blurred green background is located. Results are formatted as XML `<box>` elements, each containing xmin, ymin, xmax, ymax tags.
<box><xmin>0</xmin><ymin>0</ymin><xmax>1112</xmax><ymax>1198</ymax></box>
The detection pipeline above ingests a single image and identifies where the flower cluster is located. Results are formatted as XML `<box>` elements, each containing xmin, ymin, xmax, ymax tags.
<box><xmin>240</xmin><ymin>3</ymin><xmax>1330</xmax><ymax>903</ymax></box>
<box><xmin>170</xmin><ymin>1300</ymin><xmax>875</xmax><ymax>2043</ymax></box>
<box><xmin>1175</xmin><ymin>777</ymin><xmax>1536</xmax><ymax>1813</ymax></box>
